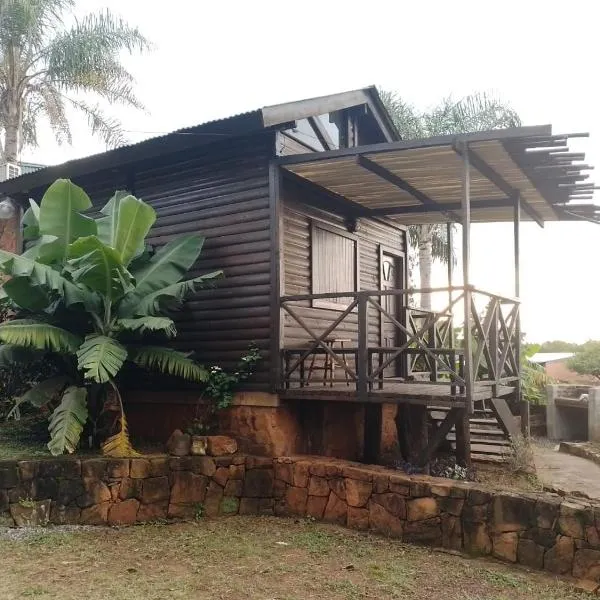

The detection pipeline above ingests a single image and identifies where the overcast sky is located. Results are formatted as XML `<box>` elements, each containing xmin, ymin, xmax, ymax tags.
<box><xmin>24</xmin><ymin>0</ymin><xmax>600</xmax><ymax>343</ymax></box>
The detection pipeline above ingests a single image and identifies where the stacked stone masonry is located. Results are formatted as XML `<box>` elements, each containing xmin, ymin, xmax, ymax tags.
<box><xmin>2</xmin><ymin>455</ymin><xmax>600</xmax><ymax>584</ymax></box>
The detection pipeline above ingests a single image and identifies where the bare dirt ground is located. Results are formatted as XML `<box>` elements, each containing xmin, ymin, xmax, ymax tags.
<box><xmin>0</xmin><ymin>516</ymin><xmax>592</xmax><ymax>600</ymax></box>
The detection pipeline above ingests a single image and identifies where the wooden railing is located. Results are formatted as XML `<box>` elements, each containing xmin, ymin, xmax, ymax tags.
<box><xmin>280</xmin><ymin>286</ymin><xmax>520</xmax><ymax>411</ymax></box>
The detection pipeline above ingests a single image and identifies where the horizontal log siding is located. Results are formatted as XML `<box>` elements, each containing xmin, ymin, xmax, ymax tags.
<box><xmin>282</xmin><ymin>182</ymin><xmax>406</xmax><ymax>363</ymax></box>
<box><xmin>27</xmin><ymin>134</ymin><xmax>276</xmax><ymax>390</ymax></box>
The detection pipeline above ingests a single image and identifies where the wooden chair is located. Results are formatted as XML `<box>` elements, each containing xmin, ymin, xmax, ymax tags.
<box><xmin>306</xmin><ymin>338</ymin><xmax>351</xmax><ymax>387</ymax></box>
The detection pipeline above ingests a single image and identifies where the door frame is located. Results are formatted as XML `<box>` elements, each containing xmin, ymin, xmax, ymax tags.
<box><xmin>378</xmin><ymin>244</ymin><xmax>407</xmax><ymax>378</ymax></box>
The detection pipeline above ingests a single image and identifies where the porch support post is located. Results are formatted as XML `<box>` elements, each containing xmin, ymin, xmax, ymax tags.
<box><xmin>447</xmin><ymin>222</ymin><xmax>454</xmax><ymax>348</ymax></box>
<box><xmin>514</xmin><ymin>193</ymin><xmax>529</xmax><ymax>436</ymax></box>
<box><xmin>459</xmin><ymin>142</ymin><xmax>473</xmax><ymax>467</ymax></box>
<box><xmin>461</xmin><ymin>143</ymin><xmax>473</xmax><ymax>414</ymax></box>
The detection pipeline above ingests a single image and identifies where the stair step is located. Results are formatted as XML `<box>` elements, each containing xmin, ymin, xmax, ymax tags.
<box><xmin>447</xmin><ymin>434</ymin><xmax>510</xmax><ymax>446</ymax></box>
<box><xmin>450</xmin><ymin>442</ymin><xmax>511</xmax><ymax>455</ymax></box>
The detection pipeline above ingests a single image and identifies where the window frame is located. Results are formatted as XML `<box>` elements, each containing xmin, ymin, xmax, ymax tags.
<box><xmin>310</xmin><ymin>221</ymin><xmax>360</xmax><ymax>311</ymax></box>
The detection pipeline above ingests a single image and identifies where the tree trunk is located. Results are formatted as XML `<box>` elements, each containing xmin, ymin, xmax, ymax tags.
<box><xmin>418</xmin><ymin>224</ymin><xmax>433</xmax><ymax>311</ymax></box>
<box><xmin>4</xmin><ymin>114</ymin><xmax>20</xmax><ymax>164</ymax></box>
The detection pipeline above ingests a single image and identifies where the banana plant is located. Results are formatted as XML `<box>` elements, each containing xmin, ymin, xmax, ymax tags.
<box><xmin>0</xmin><ymin>179</ymin><xmax>222</xmax><ymax>457</ymax></box>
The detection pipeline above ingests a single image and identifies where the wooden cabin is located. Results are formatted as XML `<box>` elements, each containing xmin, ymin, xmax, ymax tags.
<box><xmin>0</xmin><ymin>87</ymin><xmax>596</xmax><ymax>466</ymax></box>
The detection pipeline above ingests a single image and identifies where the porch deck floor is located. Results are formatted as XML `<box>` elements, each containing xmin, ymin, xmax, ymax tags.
<box><xmin>279</xmin><ymin>381</ymin><xmax>514</xmax><ymax>407</ymax></box>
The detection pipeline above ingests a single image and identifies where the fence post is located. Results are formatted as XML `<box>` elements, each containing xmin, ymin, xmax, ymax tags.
<box><xmin>357</xmin><ymin>292</ymin><xmax>368</xmax><ymax>403</ymax></box>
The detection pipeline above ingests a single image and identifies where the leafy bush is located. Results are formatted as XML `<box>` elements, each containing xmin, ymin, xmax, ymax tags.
<box><xmin>0</xmin><ymin>179</ymin><xmax>222</xmax><ymax>456</ymax></box>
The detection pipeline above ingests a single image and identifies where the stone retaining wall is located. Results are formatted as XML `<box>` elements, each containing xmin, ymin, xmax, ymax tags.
<box><xmin>2</xmin><ymin>455</ymin><xmax>600</xmax><ymax>584</ymax></box>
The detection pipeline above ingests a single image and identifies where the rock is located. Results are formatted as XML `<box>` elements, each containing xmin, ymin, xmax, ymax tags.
<box><xmin>32</xmin><ymin>478</ymin><xmax>58</xmax><ymax>501</ymax></box>
<box><xmin>440</xmin><ymin>497</ymin><xmax>465</xmax><ymax>517</ymax></box>
<box><xmin>373</xmin><ymin>474</ymin><xmax>389</xmax><ymax>494</ymax></box>
<box><xmin>149</xmin><ymin>458</ymin><xmax>170</xmax><ymax>477</ymax></box>
<box><xmin>329</xmin><ymin>478</ymin><xmax>346</xmax><ymax>500</ymax></box>
<box><xmin>167</xmin><ymin>430</ymin><xmax>192</xmax><ymax>456</ymax></box>
<box><xmin>108</xmin><ymin>499</ymin><xmax>140</xmax><ymax>526</ymax></box>
<box><xmin>573</xmin><ymin>549</ymin><xmax>600</xmax><ymax>581</ymax></box>
<box><xmin>0</xmin><ymin>490</ymin><xmax>7</xmax><ymax>512</ymax></box>
<box><xmin>10</xmin><ymin>499</ymin><xmax>51</xmax><ymax>527</ymax></box>
<box><xmin>81</xmin><ymin>459</ymin><xmax>105</xmax><ymax>479</ymax></box>
<box><xmin>206</xmin><ymin>436</ymin><xmax>237</xmax><ymax>457</ymax></box>
<box><xmin>573</xmin><ymin>579</ymin><xmax>600</xmax><ymax>594</ymax></box>
<box><xmin>80</xmin><ymin>502</ymin><xmax>110</xmax><ymax>525</ymax></box>
<box><xmin>308</xmin><ymin>476</ymin><xmax>330</xmax><ymax>497</ymax></box>
<box><xmin>220</xmin><ymin>496</ymin><xmax>239</xmax><ymax>515</ymax></box>
<box><xmin>544</xmin><ymin>535</ymin><xmax>575</xmax><ymax>574</ymax></box>
<box><xmin>273</xmin><ymin>479</ymin><xmax>287</xmax><ymax>500</ymax></box>
<box><xmin>245</xmin><ymin>456</ymin><xmax>273</xmax><ymax>469</ymax></box>
<box><xmin>347</xmin><ymin>506</ymin><xmax>369</xmax><ymax>530</ymax></box>
<box><xmin>213</xmin><ymin>467</ymin><xmax>229</xmax><ymax>487</ymax></box>
<box><xmin>463</xmin><ymin>521</ymin><xmax>492</xmax><ymax>555</ymax></box>
<box><xmin>492</xmin><ymin>493</ymin><xmax>534</xmax><ymax>533</ymax></box>
<box><xmin>442</xmin><ymin>515</ymin><xmax>462</xmax><ymax>551</ymax></box>
<box><xmin>191</xmin><ymin>457</ymin><xmax>216</xmax><ymax>477</ymax></box>
<box><xmin>17</xmin><ymin>460</ymin><xmax>38</xmax><ymax>481</ymax></box>
<box><xmin>275</xmin><ymin>462</ymin><xmax>293</xmax><ymax>485</ymax></box>
<box><xmin>324</xmin><ymin>492</ymin><xmax>348</xmax><ymax>525</ymax></box>
<box><xmin>204</xmin><ymin>481</ymin><xmax>224</xmax><ymax>516</ymax></box>
<box><xmin>463</xmin><ymin>503</ymin><xmax>490</xmax><ymax>523</ymax></box>
<box><xmin>0</xmin><ymin>511</ymin><xmax>14</xmax><ymax>527</ymax></box>
<box><xmin>78</xmin><ymin>479</ymin><xmax>111</xmax><ymax>508</ymax></box>
<box><xmin>292</xmin><ymin>461</ymin><xmax>310</xmax><ymax>487</ymax></box>
<box><xmin>306</xmin><ymin>496</ymin><xmax>328</xmax><ymax>520</ymax></box>
<box><xmin>141</xmin><ymin>477</ymin><xmax>170</xmax><ymax>504</ymax></box>
<box><xmin>106</xmin><ymin>459</ymin><xmax>130</xmax><ymax>479</ymax></box>
<box><xmin>137</xmin><ymin>502</ymin><xmax>168</xmax><ymax>522</ymax></box>
<box><xmin>407</xmin><ymin>497</ymin><xmax>439</xmax><ymax>522</ymax></box>
<box><xmin>50</xmin><ymin>504</ymin><xmax>81</xmax><ymax>525</ymax></box>
<box><xmin>410</xmin><ymin>481</ymin><xmax>431</xmax><ymax>498</ymax></box>
<box><xmin>586</xmin><ymin>526</ymin><xmax>600</xmax><ymax>546</ymax></box>
<box><xmin>130</xmin><ymin>459</ymin><xmax>151</xmax><ymax>479</ymax></box>
<box><xmin>536</xmin><ymin>497</ymin><xmax>560</xmax><ymax>529</ymax></box>
<box><xmin>369</xmin><ymin>501</ymin><xmax>402</xmax><ymax>537</ymax></box>
<box><xmin>342</xmin><ymin>465</ymin><xmax>372</xmax><ymax>482</ymax></box>
<box><xmin>258</xmin><ymin>498</ymin><xmax>274</xmax><ymax>515</ymax></box>
<box><xmin>559</xmin><ymin>502</ymin><xmax>586</xmax><ymax>540</ymax></box>
<box><xmin>517</xmin><ymin>538</ymin><xmax>544</xmax><ymax>569</ymax></box>
<box><xmin>229</xmin><ymin>464</ymin><xmax>244</xmax><ymax>480</ymax></box>
<box><xmin>388</xmin><ymin>475</ymin><xmax>410</xmax><ymax>496</ymax></box>
<box><xmin>38</xmin><ymin>460</ymin><xmax>81</xmax><ymax>479</ymax></box>
<box><xmin>119</xmin><ymin>478</ymin><xmax>143</xmax><ymax>501</ymax></box>
<box><xmin>56</xmin><ymin>478</ymin><xmax>85</xmax><ymax>505</ymax></box>
<box><xmin>191</xmin><ymin>436</ymin><xmax>207</xmax><ymax>455</ymax></box>
<box><xmin>309</xmin><ymin>461</ymin><xmax>341</xmax><ymax>478</ymax></box>
<box><xmin>170</xmin><ymin>471</ymin><xmax>207</xmax><ymax>505</ymax></box>
<box><xmin>214</xmin><ymin>456</ymin><xmax>234</xmax><ymax>468</ymax></box>
<box><xmin>285</xmin><ymin>486</ymin><xmax>308</xmax><ymax>515</ymax></box>
<box><xmin>404</xmin><ymin>518</ymin><xmax>442</xmax><ymax>545</ymax></box>
<box><xmin>224</xmin><ymin>480</ymin><xmax>243</xmax><ymax>497</ymax></box>
<box><xmin>168</xmin><ymin>503</ymin><xmax>196</xmax><ymax>519</ymax></box>
<box><xmin>239</xmin><ymin>497</ymin><xmax>259</xmax><ymax>515</ymax></box>
<box><xmin>169</xmin><ymin>456</ymin><xmax>193</xmax><ymax>472</ymax></box>
<box><xmin>371</xmin><ymin>493</ymin><xmax>406</xmax><ymax>518</ymax></box>
<box><xmin>345</xmin><ymin>478</ymin><xmax>372</xmax><ymax>508</ymax></box>
<box><xmin>493</xmin><ymin>532</ymin><xmax>518</xmax><ymax>562</ymax></box>
<box><xmin>244</xmin><ymin>469</ymin><xmax>274</xmax><ymax>498</ymax></box>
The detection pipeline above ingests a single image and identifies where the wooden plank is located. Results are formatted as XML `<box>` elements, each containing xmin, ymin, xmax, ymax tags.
<box><xmin>490</xmin><ymin>397</ymin><xmax>519</xmax><ymax>439</ymax></box>
<box><xmin>418</xmin><ymin>407</ymin><xmax>460</xmax><ymax>466</ymax></box>
<box><xmin>455</xmin><ymin>408</ymin><xmax>471</xmax><ymax>467</ymax></box>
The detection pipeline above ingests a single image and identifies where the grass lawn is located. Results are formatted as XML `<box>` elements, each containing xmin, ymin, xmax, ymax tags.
<box><xmin>0</xmin><ymin>416</ymin><xmax>48</xmax><ymax>459</ymax></box>
<box><xmin>0</xmin><ymin>516</ymin><xmax>591</xmax><ymax>600</ymax></box>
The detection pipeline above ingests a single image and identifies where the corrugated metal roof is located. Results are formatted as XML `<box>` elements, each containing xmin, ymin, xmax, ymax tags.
<box><xmin>528</xmin><ymin>352</ymin><xmax>575</xmax><ymax>364</ymax></box>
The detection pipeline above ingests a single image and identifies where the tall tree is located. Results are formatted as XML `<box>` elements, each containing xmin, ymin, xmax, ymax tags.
<box><xmin>380</xmin><ymin>90</ymin><xmax>521</xmax><ymax>310</ymax></box>
<box><xmin>0</xmin><ymin>0</ymin><xmax>150</xmax><ymax>163</ymax></box>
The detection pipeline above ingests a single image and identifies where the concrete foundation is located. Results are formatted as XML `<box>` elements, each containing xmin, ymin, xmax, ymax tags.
<box><xmin>547</xmin><ymin>385</ymin><xmax>600</xmax><ymax>442</ymax></box>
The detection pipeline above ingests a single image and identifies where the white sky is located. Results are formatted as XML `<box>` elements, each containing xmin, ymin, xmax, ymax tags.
<box><xmin>24</xmin><ymin>0</ymin><xmax>600</xmax><ymax>343</ymax></box>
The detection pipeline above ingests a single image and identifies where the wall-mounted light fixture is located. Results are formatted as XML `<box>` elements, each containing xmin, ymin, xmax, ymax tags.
<box><xmin>345</xmin><ymin>216</ymin><xmax>361</xmax><ymax>234</ymax></box>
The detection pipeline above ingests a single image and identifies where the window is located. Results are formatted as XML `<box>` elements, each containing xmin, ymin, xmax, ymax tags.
<box><xmin>311</xmin><ymin>222</ymin><xmax>359</xmax><ymax>310</ymax></box>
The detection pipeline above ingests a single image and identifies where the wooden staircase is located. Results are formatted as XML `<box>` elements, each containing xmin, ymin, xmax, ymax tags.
<box><xmin>429</xmin><ymin>398</ymin><xmax>518</xmax><ymax>463</ymax></box>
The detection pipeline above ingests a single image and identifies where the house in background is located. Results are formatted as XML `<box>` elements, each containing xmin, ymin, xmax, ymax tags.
<box><xmin>0</xmin><ymin>86</ymin><xmax>595</xmax><ymax>466</ymax></box>
<box><xmin>529</xmin><ymin>352</ymin><xmax>596</xmax><ymax>384</ymax></box>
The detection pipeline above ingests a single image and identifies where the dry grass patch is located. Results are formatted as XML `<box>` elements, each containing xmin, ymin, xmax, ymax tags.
<box><xmin>0</xmin><ymin>517</ymin><xmax>592</xmax><ymax>600</ymax></box>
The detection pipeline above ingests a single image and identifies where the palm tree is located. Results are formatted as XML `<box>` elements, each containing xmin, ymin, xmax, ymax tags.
<box><xmin>380</xmin><ymin>90</ymin><xmax>521</xmax><ymax>310</ymax></box>
<box><xmin>0</xmin><ymin>0</ymin><xmax>150</xmax><ymax>163</ymax></box>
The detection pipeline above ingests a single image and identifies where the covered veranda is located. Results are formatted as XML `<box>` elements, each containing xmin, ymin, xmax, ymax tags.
<box><xmin>275</xmin><ymin>125</ymin><xmax>597</xmax><ymax>466</ymax></box>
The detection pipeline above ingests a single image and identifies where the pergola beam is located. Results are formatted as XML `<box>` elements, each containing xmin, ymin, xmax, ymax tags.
<box><xmin>356</xmin><ymin>155</ymin><xmax>462</xmax><ymax>221</ymax></box>
<box><xmin>368</xmin><ymin>196</ymin><xmax>514</xmax><ymax>217</ymax></box>
<box><xmin>453</xmin><ymin>144</ymin><xmax>545</xmax><ymax>228</ymax></box>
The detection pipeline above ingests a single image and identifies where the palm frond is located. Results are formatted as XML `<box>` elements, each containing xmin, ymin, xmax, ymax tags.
<box><xmin>129</xmin><ymin>345</ymin><xmax>208</xmax><ymax>382</ymax></box>
<box><xmin>65</xmin><ymin>98</ymin><xmax>129</xmax><ymax>148</ymax></box>
<box><xmin>130</xmin><ymin>271</ymin><xmax>222</xmax><ymax>317</ymax></box>
<box><xmin>76</xmin><ymin>334</ymin><xmax>127</xmax><ymax>383</ymax></box>
<box><xmin>47</xmin><ymin>385</ymin><xmax>88</xmax><ymax>455</ymax></box>
<box><xmin>0</xmin><ymin>319</ymin><xmax>81</xmax><ymax>353</ymax></box>
<box><xmin>116</xmin><ymin>317</ymin><xmax>176</xmax><ymax>337</ymax></box>
<box><xmin>101</xmin><ymin>408</ymin><xmax>139</xmax><ymax>458</ymax></box>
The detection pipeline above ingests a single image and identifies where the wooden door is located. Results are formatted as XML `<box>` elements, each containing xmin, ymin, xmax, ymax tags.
<box><xmin>380</xmin><ymin>252</ymin><xmax>402</xmax><ymax>378</ymax></box>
